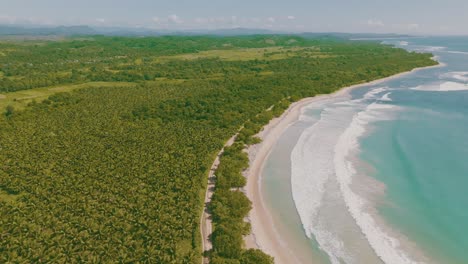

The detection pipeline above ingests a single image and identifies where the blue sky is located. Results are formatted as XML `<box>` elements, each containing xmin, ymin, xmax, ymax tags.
<box><xmin>0</xmin><ymin>0</ymin><xmax>467</xmax><ymax>34</ymax></box>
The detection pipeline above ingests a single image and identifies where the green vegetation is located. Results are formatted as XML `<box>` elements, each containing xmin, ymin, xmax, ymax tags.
<box><xmin>0</xmin><ymin>35</ymin><xmax>436</xmax><ymax>263</ymax></box>
<box><xmin>0</xmin><ymin>81</ymin><xmax>137</xmax><ymax>110</ymax></box>
<box><xmin>208</xmin><ymin>94</ymin><xmax>295</xmax><ymax>263</ymax></box>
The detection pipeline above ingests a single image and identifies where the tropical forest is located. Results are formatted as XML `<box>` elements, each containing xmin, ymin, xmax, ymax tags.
<box><xmin>0</xmin><ymin>35</ymin><xmax>436</xmax><ymax>263</ymax></box>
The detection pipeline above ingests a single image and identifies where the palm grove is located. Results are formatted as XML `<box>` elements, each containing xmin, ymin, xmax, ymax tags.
<box><xmin>0</xmin><ymin>35</ymin><xmax>436</xmax><ymax>263</ymax></box>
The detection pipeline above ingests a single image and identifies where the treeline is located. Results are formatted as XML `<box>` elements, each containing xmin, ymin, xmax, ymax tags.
<box><xmin>0</xmin><ymin>35</ymin><xmax>436</xmax><ymax>92</ymax></box>
<box><xmin>0</xmin><ymin>35</ymin><xmax>317</xmax><ymax>92</ymax></box>
<box><xmin>0</xmin><ymin>36</ymin><xmax>436</xmax><ymax>263</ymax></box>
<box><xmin>209</xmin><ymin>98</ymin><xmax>293</xmax><ymax>263</ymax></box>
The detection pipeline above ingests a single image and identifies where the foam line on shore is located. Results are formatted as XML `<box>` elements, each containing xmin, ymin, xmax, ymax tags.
<box><xmin>333</xmin><ymin>102</ymin><xmax>416</xmax><ymax>264</ymax></box>
<box><xmin>243</xmin><ymin>62</ymin><xmax>443</xmax><ymax>264</ymax></box>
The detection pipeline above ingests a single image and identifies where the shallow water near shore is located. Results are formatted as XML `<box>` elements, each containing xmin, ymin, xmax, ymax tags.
<box><xmin>262</xmin><ymin>108</ymin><xmax>329</xmax><ymax>263</ymax></box>
<box><xmin>261</xmin><ymin>36</ymin><xmax>468</xmax><ymax>263</ymax></box>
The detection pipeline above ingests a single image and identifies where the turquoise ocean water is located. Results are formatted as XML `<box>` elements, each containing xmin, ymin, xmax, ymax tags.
<box><xmin>262</xmin><ymin>37</ymin><xmax>468</xmax><ymax>264</ymax></box>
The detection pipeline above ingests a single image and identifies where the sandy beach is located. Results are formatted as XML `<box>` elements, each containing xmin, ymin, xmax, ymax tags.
<box><xmin>243</xmin><ymin>62</ymin><xmax>444</xmax><ymax>264</ymax></box>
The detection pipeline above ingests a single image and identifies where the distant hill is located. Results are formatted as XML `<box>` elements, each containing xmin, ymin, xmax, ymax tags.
<box><xmin>197</xmin><ymin>28</ymin><xmax>285</xmax><ymax>36</ymax></box>
<box><xmin>0</xmin><ymin>25</ymin><xmax>96</xmax><ymax>36</ymax></box>
<box><xmin>91</xmin><ymin>27</ymin><xmax>284</xmax><ymax>36</ymax></box>
<box><xmin>0</xmin><ymin>25</ymin><xmax>282</xmax><ymax>37</ymax></box>
<box><xmin>0</xmin><ymin>24</ymin><xmax>411</xmax><ymax>39</ymax></box>
<box><xmin>299</xmin><ymin>32</ymin><xmax>412</xmax><ymax>40</ymax></box>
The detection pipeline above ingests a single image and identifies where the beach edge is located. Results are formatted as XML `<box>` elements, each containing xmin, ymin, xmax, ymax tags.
<box><xmin>243</xmin><ymin>61</ymin><xmax>444</xmax><ymax>264</ymax></box>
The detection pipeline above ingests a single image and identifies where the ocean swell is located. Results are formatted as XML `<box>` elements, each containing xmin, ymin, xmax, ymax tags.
<box><xmin>291</xmin><ymin>104</ymin><xmax>355</xmax><ymax>263</ymax></box>
<box><xmin>333</xmin><ymin>102</ymin><xmax>418</xmax><ymax>264</ymax></box>
<box><xmin>290</xmin><ymin>88</ymin><xmax>413</xmax><ymax>264</ymax></box>
<box><xmin>411</xmin><ymin>81</ymin><xmax>468</xmax><ymax>91</ymax></box>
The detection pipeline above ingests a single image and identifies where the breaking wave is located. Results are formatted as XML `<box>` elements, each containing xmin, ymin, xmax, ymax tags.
<box><xmin>290</xmin><ymin>88</ymin><xmax>418</xmax><ymax>263</ymax></box>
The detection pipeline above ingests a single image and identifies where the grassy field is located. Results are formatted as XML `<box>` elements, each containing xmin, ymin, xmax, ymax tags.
<box><xmin>0</xmin><ymin>81</ymin><xmax>137</xmax><ymax>110</ymax></box>
<box><xmin>153</xmin><ymin>46</ymin><xmax>331</xmax><ymax>63</ymax></box>
<box><xmin>0</xmin><ymin>45</ymin><xmax>328</xmax><ymax>112</ymax></box>
<box><xmin>0</xmin><ymin>43</ymin><xmax>333</xmax><ymax>114</ymax></box>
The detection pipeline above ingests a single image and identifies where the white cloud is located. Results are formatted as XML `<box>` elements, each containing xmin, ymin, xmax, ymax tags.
<box><xmin>367</xmin><ymin>19</ymin><xmax>384</xmax><ymax>27</ymax></box>
<box><xmin>0</xmin><ymin>14</ymin><xmax>54</xmax><ymax>25</ymax></box>
<box><xmin>96</xmin><ymin>18</ymin><xmax>105</xmax><ymax>23</ymax></box>
<box><xmin>185</xmin><ymin>16</ymin><xmax>299</xmax><ymax>29</ymax></box>
<box><xmin>407</xmin><ymin>23</ymin><xmax>419</xmax><ymax>30</ymax></box>
<box><xmin>388</xmin><ymin>23</ymin><xmax>422</xmax><ymax>33</ymax></box>
<box><xmin>151</xmin><ymin>15</ymin><xmax>184</xmax><ymax>26</ymax></box>
<box><xmin>194</xmin><ymin>17</ymin><xmax>207</xmax><ymax>24</ymax></box>
<box><xmin>250</xmin><ymin>17</ymin><xmax>261</xmax><ymax>23</ymax></box>
<box><xmin>192</xmin><ymin>16</ymin><xmax>238</xmax><ymax>26</ymax></box>
<box><xmin>168</xmin><ymin>14</ymin><xmax>183</xmax><ymax>24</ymax></box>
<box><xmin>0</xmin><ymin>14</ymin><xmax>17</xmax><ymax>24</ymax></box>
<box><xmin>287</xmin><ymin>15</ymin><xmax>296</xmax><ymax>20</ymax></box>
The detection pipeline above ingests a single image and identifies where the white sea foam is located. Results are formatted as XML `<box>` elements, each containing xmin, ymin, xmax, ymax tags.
<box><xmin>380</xmin><ymin>92</ymin><xmax>392</xmax><ymax>102</ymax></box>
<box><xmin>411</xmin><ymin>81</ymin><xmax>468</xmax><ymax>91</ymax></box>
<box><xmin>291</xmin><ymin>86</ymin><xmax>423</xmax><ymax>263</ymax></box>
<box><xmin>447</xmin><ymin>50</ymin><xmax>468</xmax><ymax>55</ymax></box>
<box><xmin>420</xmin><ymin>46</ymin><xmax>446</xmax><ymax>52</ymax></box>
<box><xmin>440</xmin><ymin>81</ymin><xmax>468</xmax><ymax>91</ymax></box>
<box><xmin>334</xmin><ymin>102</ymin><xmax>418</xmax><ymax>264</ymax></box>
<box><xmin>291</xmin><ymin>105</ymin><xmax>355</xmax><ymax>263</ymax></box>
<box><xmin>399</xmin><ymin>41</ymin><xmax>409</xmax><ymax>46</ymax></box>
<box><xmin>291</xmin><ymin>87</ymin><xmax>403</xmax><ymax>263</ymax></box>
<box><xmin>441</xmin><ymin>71</ymin><xmax>468</xmax><ymax>82</ymax></box>
<box><xmin>364</xmin><ymin>87</ymin><xmax>388</xmax><ymax>99</ymax></box>
<box><xmin>410</xmin><ymin>85</ymin><xmax>436</xmax><ymax>91</ymax></box>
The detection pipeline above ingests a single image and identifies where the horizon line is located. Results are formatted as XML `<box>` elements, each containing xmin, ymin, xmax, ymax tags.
<box><xmin>1</xmin><ymin>23</ymin><xmax>467</xmax><ymax>37</ymax></box>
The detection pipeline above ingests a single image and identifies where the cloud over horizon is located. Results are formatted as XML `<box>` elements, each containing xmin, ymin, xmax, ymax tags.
<box><xmin>0</xmin><ymin>0</ymin><xmax>467</xmax><ymax>35</ymax></box>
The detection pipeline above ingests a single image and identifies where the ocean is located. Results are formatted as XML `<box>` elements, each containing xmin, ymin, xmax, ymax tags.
<box><xmin>262</xmin><ymin>36</ymin><xmax>468</xmax><ymax>264</ymax></box>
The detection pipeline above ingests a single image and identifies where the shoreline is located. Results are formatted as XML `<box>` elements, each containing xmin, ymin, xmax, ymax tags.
<box><xmin>243</xmin><ymin>62</ymin><xmax>444</xmax><ymax>264</ymax></box>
